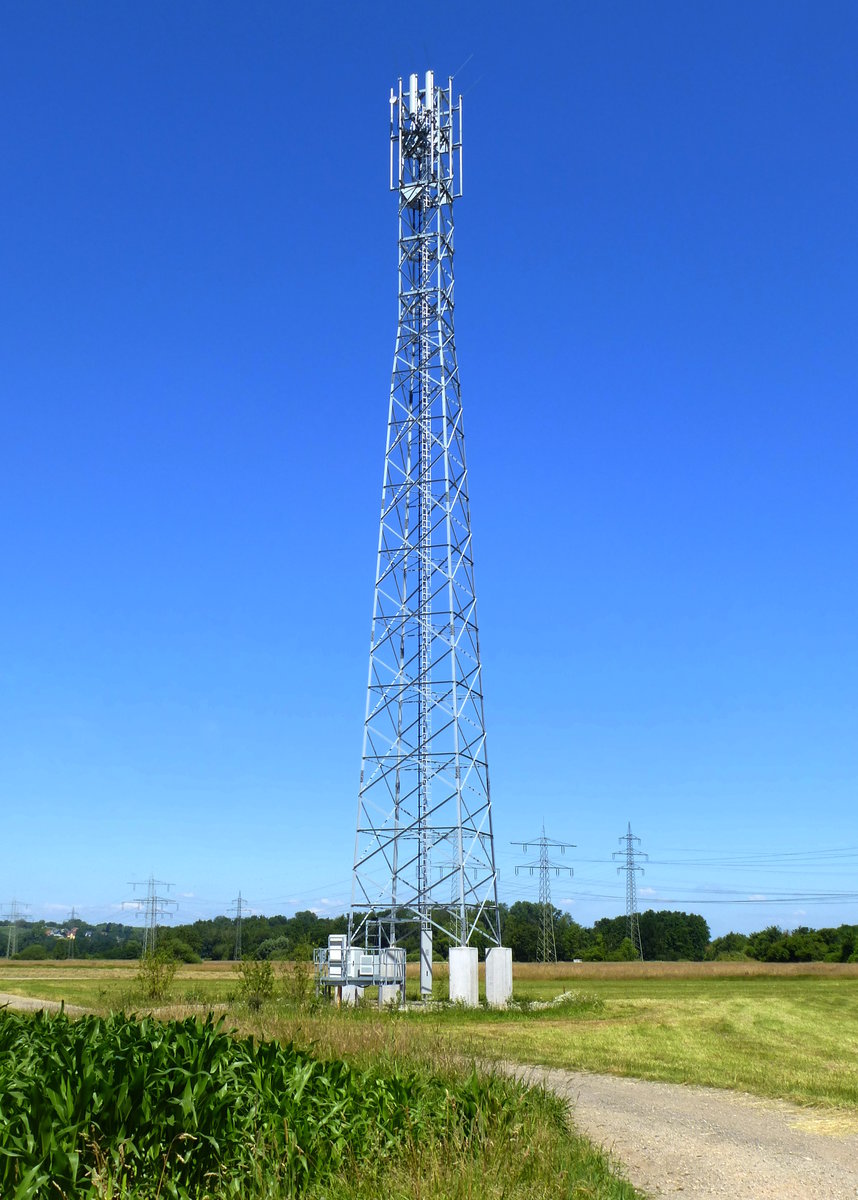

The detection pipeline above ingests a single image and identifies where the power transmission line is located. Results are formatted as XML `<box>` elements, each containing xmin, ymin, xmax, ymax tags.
<box><xmin>513</xmin><ymin>826</ymin><xmax>575</xmax><ymax>963</ymax></box>
<box><xmin>126</xmin><ymin>877</ymin><xmax>176</xmax><ymax>955</ymax></box>
<box><xmin>614</xmin><ymin>823</ymin><xmax>648</xmax><ymax>959</ymax></box>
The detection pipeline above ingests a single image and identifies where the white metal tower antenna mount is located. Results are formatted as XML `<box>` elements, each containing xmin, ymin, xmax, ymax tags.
<box><xmin>350</xmin><ymin>71</ymin><xmax>500</xmax><ymax>997</ymax></box>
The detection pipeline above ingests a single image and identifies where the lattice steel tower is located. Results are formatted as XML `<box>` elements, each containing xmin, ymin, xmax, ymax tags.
<box><xmin>2</xmin><ymin>899</ymin><xmax>26</xmax><ymax>958</ymax></box>
<box><xmin>513</xmin><ymin>828</ymin><xmax>575</xmax><ymax>964</ymax></box>
<box><xmin>614</xmin><ymin>823</ymin><xmax>647</xmax><ymax>960</ymax></box>
<box><xmin>349</xmin><ymin>71</ymin><xmax>501</xmax><ymax>997</ymax></box>
<box><xmin>230</xmin><ymin>891</ymin><xmax>246</xmax><ymax>961</ymax></box>
<box><xmin>127</xmin><ymin>876</ymin><xmax>176</xmax><ymax>956</ymax></box>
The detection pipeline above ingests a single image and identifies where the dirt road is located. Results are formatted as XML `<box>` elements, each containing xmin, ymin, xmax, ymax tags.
<box><xmin>0</xmin><ymin>991</ymin><xmax>86</xmax><ymax>1015</ymax></box>
<box><xmin>505</xmin><ymin>1063</ymin><xmax>858</xmax><ymax>1199</ymax></box>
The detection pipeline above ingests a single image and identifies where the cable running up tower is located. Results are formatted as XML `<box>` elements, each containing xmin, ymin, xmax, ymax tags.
<box><xmin>349</xmin><ymin>71</ymin><xmax>501</xmax><ymax>998</ymax></box>
<box><xmin>614</xmin><ymin>823</ymin><xmax>648</xmax><ymax>959</ymax></box>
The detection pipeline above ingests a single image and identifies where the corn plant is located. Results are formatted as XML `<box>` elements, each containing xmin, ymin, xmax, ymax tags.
<box><xmin>0</xmin><ymin>1009</ymin><xmax>526</xmax><ymax>1199</ymax></box>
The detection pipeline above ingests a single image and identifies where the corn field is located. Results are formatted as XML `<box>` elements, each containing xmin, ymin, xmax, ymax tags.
<box><xmin>0</xmin><ymin>1009</ymin><xmax>526</xmax><ymax>1199</ymax></box>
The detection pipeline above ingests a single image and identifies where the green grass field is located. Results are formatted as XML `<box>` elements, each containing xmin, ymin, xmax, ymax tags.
<box><xmin>0</xmin><ymin>965</ymin><xmax>643</xmax><ymax>1200</ymax></box>
<box><xmin>2</xmin><ymin>959</ymin><xmax>857</xmax><ymax>1112</ymax></box>
<box><xmin>448</xmin><ymin>975</ymin><xmax>858</xmax><ymax>1108</ymax></box>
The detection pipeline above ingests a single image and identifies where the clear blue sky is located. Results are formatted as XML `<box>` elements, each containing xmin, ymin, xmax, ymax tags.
<box><xmin>2</xmin><ymin>2</ymin><xmax>856</xmax><ymax>938</ymax></box>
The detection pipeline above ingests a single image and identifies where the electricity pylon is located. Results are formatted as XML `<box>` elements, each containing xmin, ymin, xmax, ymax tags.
<box><xmin>230</xmin><ymin>891</ymin><xmax>247</xmax><ymax>961</ymax></box>
<box><xmin>350</xmin><ymin>71</ymin><xmax>501</xmax><ymax>998</ymax></box>
<box><xmin>614</xmin><ymin>823</ymin><xmax>648</xmax><ymax>959</ymax></box>
<box><xmin>2</xmin><ymin>899</ymin><xmax>26</xmax><ymax>958</ymax></box>
<box><xmin>67</xmin><ymin>906</ymin><xmax>78</xmax><ymax>959</ymax></box>
<box><xmin>513</xmin><ymin>827</ymin><xmax>575</xmax><ymax>963</ymax></box>
<box><xmin>126</xmin><ymin>876</ymin><xmax>176</xmax><ymax>955</ymax></box>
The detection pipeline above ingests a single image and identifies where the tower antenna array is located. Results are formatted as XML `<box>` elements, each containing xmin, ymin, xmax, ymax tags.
<box><xmin>613</xmin><ymin>823</ymin><xmax>647</xmax><ymax>959</ymax></box>
<box><xmin>126</xmin><ymin>876</ymin><xmax>176</xmax><ymax>955</ymax></box>
<box><xmin>349</xmin><ymin>70</ymin><xmax>501</xmax><ymax>998</ymax></box>
<box><xmin>513</xmin><ymin>827</ymin><xmax>575</xmax><ymax>963</ymax></box>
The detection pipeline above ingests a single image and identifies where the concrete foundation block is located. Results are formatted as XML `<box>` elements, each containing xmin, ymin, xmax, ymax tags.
<box><xmin>420</xmin><ymin>927</ymin><xmax>433</xmax><ymax>997</ymax></box>
<box><xmin>449</xmin><ymin>945</ymin><xmax>479</xmax><ymax>1007</ymax></box>
<box><xmin>340</xmin><ymin>985</ymin><xmax>364</xmax><ymax>1006</ymax></box>
<box><xmin>485</xmin><ymin>947</ymin><xmax>513</xmax><ymax>1008</ymax></box>
<box><xmin>378</xmin><ymin>984</ymin><xmax>401</xmax><ymax>1007</ymax></box>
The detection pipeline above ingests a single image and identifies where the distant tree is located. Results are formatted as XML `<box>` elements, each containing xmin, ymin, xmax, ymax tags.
<box><xmin>255</xmin><ymin>936</ymin><xmax>291</xmax><ymax>960</ymax></box>
<box><xmin>582</xmin><ymin>932</ymin><xmax>607</xmax><ymax>961</ymax></box>
<box><xmin>610</xmin><ymin>937</ymin><xmax>639</xmax><ymax>962</ymax></box>
<box><xmin>780</xmin><ymin>927</ymin><xmax>828</xmax><ymax>962</ymax></box>
<box><xmin>705</xmin><ymin>932</ymin><xmax>750</xmax><ymax>961</ymax></box>
<box><xmin>818</xmin><ymin>925</ymin><xmax>858</xmax><ymax>963</ymax></box>
<box><xmin>637</xmin><ymin>910</ymin><xmax>709</xmax><ymax>961</ymax></box>
<box><xmin>13</xmin><ymin>944</ymin><xmax>48</xmax><ymax>960</ymax></box>
<box><xmin>158</xmin><ymin>932</ymin><xmax>201</xmax><ymax>963</ymax></box>
<box><xmin>746</xmin><ymin>925</ymin><xmax>787</xmax><ymax>961</ymax></box>
<box><xmin>502</xmin><ymin>902</ymin><xmax>541</xmax><ymax>961</ymax></box>
<box><xmin>593</xmin><ymin>916</ymin><xmax>628</xmax><ymax>957</ymax></box>
<box><xmin>555</xmin><ymin>915</ymin><xmax>592</xmax><ymax>960</ymax></box>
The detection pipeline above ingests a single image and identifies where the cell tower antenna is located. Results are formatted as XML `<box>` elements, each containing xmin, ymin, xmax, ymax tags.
<box><xmin>613</xmin><ymin>822</ymin><xmax>648</xmax><ymax>959</ymax></box>
<box><xmin>513</xmin><ymin>827</ymin><xmax>575</xmax><ymax>963</ymax></box>
<box><xmin>230</xmin><ymin>891</ymin><xmax>246</xmax><ymax>961</ymax></box>
<box><xmin>1</xmin><ymin>899</ymin><xmax>27</xmax><ymax>958</ymax></box>
<box><xmin>349</xmin><ymin>70</ymin><xmax>501</xmax><ymax>998</ymax></box>
<box><xmin>125</xmin><ymin>876</ymin><xmax>176</xmax><ymax>955</ymax></box>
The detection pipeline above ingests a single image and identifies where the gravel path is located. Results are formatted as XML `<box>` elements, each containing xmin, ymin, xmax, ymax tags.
<box><xmin>503</xmin><ymin>1063</ymin><xmax>858</xmax><ymax>1199</ymax></box>
<box><xmin>0</xmin><ymin>991</ymin><xmax>87</xmax><ymax>1015</ymax></box>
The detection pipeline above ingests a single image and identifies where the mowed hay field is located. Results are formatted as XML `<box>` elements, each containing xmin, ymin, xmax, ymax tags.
<box><xmin>470</xmin><ymin>962</ymin><xmax>858</xmax><ymax>1109</ymax></box>
<box><xmin>2</xmin><ymin>959</ymin><xmax>857</xmax><ymax>1110</ymax></box>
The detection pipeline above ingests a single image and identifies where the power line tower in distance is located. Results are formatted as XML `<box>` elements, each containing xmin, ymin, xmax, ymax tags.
<box><xmin>614</xmin><ymin>823</ymin><xmax>648</xmax><ymax>960</ymax></box>
<box><xmin>67</xmin><ymin>906</ymin><xmax>79</xmax><ymax>959</ymax></box>
<box><xmin>513</xmin><ymin>827</ymin><xmax>575</xmax><ymax>963</ymax></box>
<box><xmin>126</xmin><ymin>877</ymin><xmax>176</xmax><ymax>955</ymax></box>
<box><xmin>230</xmin><ymin>891</ymin><xmax>247</xmax><ymax>961</ymax></box>
<box><xmin>2</xmin><ymin>899</ymin><xmax>27</xmax><ymax>958</ymax></box>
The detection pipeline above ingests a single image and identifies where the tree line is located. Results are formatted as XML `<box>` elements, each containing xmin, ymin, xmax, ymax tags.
<box><xmin>4</xmin><ymin>907</ymin><xmax>857</xmax><ymax>963</ymax></box>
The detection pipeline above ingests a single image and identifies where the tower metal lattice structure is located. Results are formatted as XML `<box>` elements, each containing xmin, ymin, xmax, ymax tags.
<box><xmin>67</xmin><ymin>906</ymin><xmax>78</xmax><ymax>959</ymax></box>
<box><xmin>514</xmin><ymin>828</ymin><xmax>575</xmax><ymax>963</ymax></box>
<box><xmin>127</xmin><ymin>876</ymin><xmax>176</xmax><ymax>956</ymax></box>
<box><xmin>349</xmin><ymin>71</ymin><xmax>501</xmax><ymax>997</ymax></box>
<box><xmin>230</xmin><ymin>891</ymin><xmax>246</xmax><ymax>961</ymax></box>
<box><xmin>2</xmin><ymin>899</ymin><xmax>26</xmax><ymax>959</ymax></box>
<box><xmin>614</xmin><ymin>823</ymin><xmax>647</xmax><ymax>959</ymax></box>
